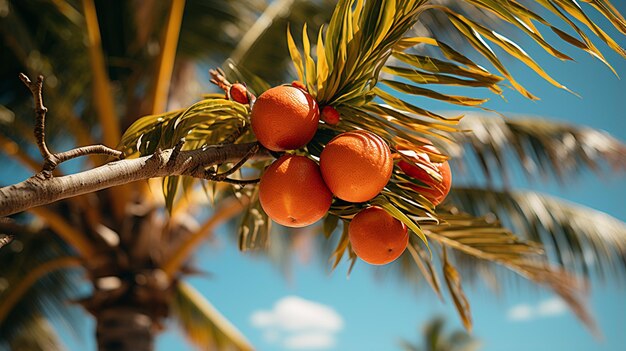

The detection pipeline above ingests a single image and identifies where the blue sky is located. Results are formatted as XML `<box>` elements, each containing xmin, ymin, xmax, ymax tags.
<box><xmin>7</xmin><ymin>2</ymin><xmax>625</xmax><ymax>351</ymax></box>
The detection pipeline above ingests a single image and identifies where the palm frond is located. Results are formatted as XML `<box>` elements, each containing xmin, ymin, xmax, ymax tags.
<box><xmin>119</xmin><ymin>97</ymin><xmax>250</xmax><ymax>212</ymax></box>
<box><xmin>424</xmin><ymin>211</ymin><xmax>598</xmax><ymax>334</ymax></box>
<box><xmin>149</xmin><ymin>0</ymin><xmax>186</xmax><ymax>115</ymax></box>
<box><xmin>0</xmin><ymin>224</ymin><xmax>83</xmax><ymax>351</ymax></box>
<box><xmin>393</xmin><ymin>0</ymin><xmax>626</xmax><ymax>97</ymax></box>
<box><xmin>81</xmin><ymin>0</ymin><xmax>121</xmax><ymax>146</ymax></box>
<box><xmin>447</xmin><ymin>187</ymin><xmax>626</xmax><ymax>281</ymax></box>
<box><xmin>170</xmin><ymin>281</ymin><xmax>254</xmax><ymax>351</ymax></box>
<box><xmin>4</xmin><ymin>316</ymin><xmax>66</xmax><ymax>351</ymax></box>
<box><xmin>317</xmin><ymin>206</ymin><xmax>596</xmax><ymax>332</ymax></box>
<box><xmin>401</xmin><ymin>316</ymin><xmax>480</xmax><ymax>351</ymax></box>
<box><xmin>451</xmin><ymin>114</ymin><xmax>626</xmax><ymax>184</ymax></box>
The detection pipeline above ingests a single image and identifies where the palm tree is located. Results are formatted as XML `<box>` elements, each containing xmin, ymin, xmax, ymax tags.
<box><xmin>400</xmin><ymin>316</ymin><xmax>480</xmax><ymax>351</ymax></box>
<box><xmin>0</xmin><ymin>0</ymin><xmax>625</xmax><ymax>350</ymax></box>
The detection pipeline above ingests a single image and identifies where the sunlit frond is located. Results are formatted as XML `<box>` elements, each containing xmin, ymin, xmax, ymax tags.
<box><xmin>452</xmin><ymin>114</ymin><xmax>626</xmax><ymax>183</ymax></box>
<box><xmin>447</xmin><ymin>187</ymin><xmax>626</xmax><ymax>281</ymax></box>
<box><xmin>0</xmin><ymin>224</ymin><xmax>83</xmax><ymax>351</ymax></box>
<box><xmin>171</xmin><ymin>281</ymin><xmax>254</xmax><ymax>351</ymax></box>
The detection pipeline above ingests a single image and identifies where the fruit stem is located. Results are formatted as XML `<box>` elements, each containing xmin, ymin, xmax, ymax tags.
<box><xmin>203</xmin><ymin>143</ymin><xmax>261</xmax><ymax>185</ymax></box>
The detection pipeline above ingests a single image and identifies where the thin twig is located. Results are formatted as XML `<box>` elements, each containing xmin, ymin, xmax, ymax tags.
<box><xmin>209</xmin><ymin>143</ymin><xmax>260</xmax><ymax>181</ymax></box>
<box><xmin>219</xmin><ymin>177</ymin><xmax>260</xmax><ymax>185</ymax></box>
<box><xmin>19</xmin><ymin>73</ymin><xmax>123</xmax><ymax>177</ymax></box>
<box><xmin>188</xmin><ymin>143</ymin><xmax>261</xmax><ymax>186</ymax></box>
<box><xmin>54</xmin><ymin>145</ymin><xmax>123</xmax><ymax>164</ymax></box>
<box><xmin>18</xmin><ymin>74</ymin><xmax>52</xmax><ymax>161</ymax></box>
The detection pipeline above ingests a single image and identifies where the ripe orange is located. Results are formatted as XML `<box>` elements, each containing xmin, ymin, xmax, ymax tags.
<box><xmin>251</xmin><ymin>85</ymin><xmax>320</xmax><ymax>151</ymax></box>
<box><xmin>397</xmin><ymin>143</ymin><xmax>452</xmax><ymax>206</ymax></box>
<box><xmin>259</xmin><ymin>155</ymin><xmax>332</xmax><ymax>227</ymax></box>
<box><xmin>321</xmin><ymin>106</ymin><xmax>340</xmax><ymax>125</ymax></box>
<box><xmin>319</xmin><ymin>130</ymin><xmax>393</xmax><ymax>202</ymax></box>
<box><xmin>349</xmin><ymin>206</ymin><xmax>408</xmax><ymax>265</ymax></box>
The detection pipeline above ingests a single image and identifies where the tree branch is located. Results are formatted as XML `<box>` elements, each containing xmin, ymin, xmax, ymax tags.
<box><xmin>201</xmin><ymin>142</ymin><xmax>261</xmax><ymax>185</ymax></box>
<box><xmin>0</xmin><ymin>142</ymin><xmax>268</xmax><ymax>217</ymax></box>
<box><xmin>19</xmin><ymin>73</ymin><xmax>122</xmax><ymax>177</ymax></box>
<box><xmin>54</xmin><ymin>145</ymin><xmax>123</xmax><ymax>164</ymax></box>
<box><xmin>18</xmin><ymin>74</ymin><xmax>53</xmax><ymax>161</ymax></box>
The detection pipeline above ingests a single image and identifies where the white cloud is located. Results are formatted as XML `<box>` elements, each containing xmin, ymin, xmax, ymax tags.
<box><xmin>283</xmin><ymin>332</ymin><xmax>336</xmax><ymax>349</ymax></box>
<box><xmin>507</xmin><ymin>297</ymin><xmax>568</xmax><ymax>322</ymax></box>
<box><xmin>507</xmin><ymin>304</ymin><xmax>534</xmax><ymax>321</ymax></box>
<box><xmin>250</xmin><ymin>296</ymin><xmax>344</xmax><ymax>350</ymax></box>
<box><xmin>537</xmin><ymin>298</ymin><xmax>567</xmax><ymax>317</ymax></box>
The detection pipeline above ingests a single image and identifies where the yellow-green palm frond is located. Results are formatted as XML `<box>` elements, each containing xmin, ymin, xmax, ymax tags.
<box><xmin>447</xmin><ymin>187</ymin><xmax>626</xmax><ymax>282</ymax></box>
<box><xmin>452</xmin><ymin>114</ymin><xmax>626</xmax><ymax>183</ymax></box>
<box><xmin>0</xmin><ymin>223</ymin><xmax>83</xmax><ymax>351</ymax></box>
<box><xmin>170</xmin><ymin>281</ymin><xmax>254</xmax><ymax>351</ymax></box>
<box><xmin>118</xmin><ymin>98</ymin><xmax>251</xmax><ymax>212</ymax></box>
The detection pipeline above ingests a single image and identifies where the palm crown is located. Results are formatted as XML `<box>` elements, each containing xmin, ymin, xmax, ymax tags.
<box><xmin>0</xmin><ymin>0</ymin><xmax>625</xmax><ymax>350</ymax></box>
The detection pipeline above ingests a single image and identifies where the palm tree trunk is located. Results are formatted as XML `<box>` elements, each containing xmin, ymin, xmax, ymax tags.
<box><xmin>95</xmin><ymin>307</ymin><xmax>155</xmax><ymax>351</ymax></box>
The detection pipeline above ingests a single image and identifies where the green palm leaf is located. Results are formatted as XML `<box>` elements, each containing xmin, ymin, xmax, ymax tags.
<box><xmin>447</xmin><ymin>187</ymin><xmax>626</xmax><ymax>280</ymax></box>
<box><xmin>451</xmin><ymin>114</ymin><xmax>626</xmax><ymax>183</ymax></box>
<box><xmin>5</xmin><ymin>316</ymin><xmax>66</xmax><ymax>351</ymax></box>
<box><xmin>400</xmin><ymin>316</ymin><xmax>480</xmax><ymax>351</ymax></box>
<box><xmin>424</xmin><ymin>211</ymin><xmax>598</xmax><ymax>334</ymax></box>
<box><xmin>170</xmin><ymin>281</ymin><xmax>254</xmax><ymax>351</ymax></box>
<box><xmin>0</xmin><ymin>224</ymin><xmax>82</xmax><ymax>351</ymax></box>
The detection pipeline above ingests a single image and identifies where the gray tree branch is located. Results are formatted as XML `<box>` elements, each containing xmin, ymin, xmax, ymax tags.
<box><xmin>0</xmin><ymin>142</ymin><xmax>267</xmax><ymax>217</ymax></box>
<box><xmin>19</xmin><ymin>73</ymin><xmax>123</xmax><ymax>179</ymax></box>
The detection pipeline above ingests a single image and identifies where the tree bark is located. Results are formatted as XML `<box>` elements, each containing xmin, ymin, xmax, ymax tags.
<box><xmin>0</xmin><ymin>142</ymin><xmax>266</xmax><ymax>217</ymax></box>
<box><xmin>95</xmin><ymin>307</ymin><xmax>154</xmax><ymax>351</ymax></box>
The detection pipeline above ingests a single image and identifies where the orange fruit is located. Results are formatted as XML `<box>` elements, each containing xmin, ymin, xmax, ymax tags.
<box><xmin>349</xmin><ymin>206</ymin><xmax>408</xmax><ymax>265</ymax></box>
<box><xmin>251</xmin><ymin>85</ymin><xmax>320</xmax><ymax>151</ymax></box>
<box><xmin>259</xmin><ymin>155</ymin><xmax>332</xmax><ymax>227</ymax></box>
<box><xmin>319</xmin><ymin>130</ymin><xmax>393</xmax><ymax>202</ymax></box>
<box><xmin>321</xmin><ymin>106</ymin><xmax>340</xmax><ymax>125</ymax></box>
<box><xmin>397</xmin><ymin>143</ymin><xmax>452</xmax><ymax>206</ymax></box>
<box><xmin>229</xmin><ymin>83</ymin><xmax>250</xmax><ymax>104</ymax></box>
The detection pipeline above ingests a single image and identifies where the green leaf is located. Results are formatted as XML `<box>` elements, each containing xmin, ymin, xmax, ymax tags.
<box><xmin>425</xmin><ymin>211</ymin><xmax>598</xmax><ymax>334</ymax></box>
<box><xmin>286</xmin><ymin>24</ymin><xmax>305</xmax><ymax>84</ymax></box>
<box><xmin>316</xmin><ymin>25</ymin><xmax>329</xmax><ymax>94</ymax></box>
<box><xmin>453</xmin><ymin>114</ymin><xmax>626</xmax><ymax>182</ymax></box>
<box><xmin>381</xmin><ymin>80</ymin><xmax>489</xmax><ymax>107</ymax></box>
<box><xmin>442</xmin><ymin>247</ymin><xmax>472</xmax><ymax>332</ymax></box>
<box><xmin>0</xmin><ymin>226</ymin><xmax>81</xmax><ymax>351</ymax></box>
<box><xmin>302</xmin><ymin>23</ymin><xmax>317</xmax><ymax>94</ymax></box>
<box><xmin>171</xmin><ymin>281</ymin><xmax>254</xmax><ymax>351</ymax></box>
<box><xmin>448</xmin><ymin>187</ymin><xmax>626</xmax><ymax>280</ymax></box>
<box><xmin>323</xmin><ymin>214</ymin><xmax>340</xmax><ymax>238</ymax></box>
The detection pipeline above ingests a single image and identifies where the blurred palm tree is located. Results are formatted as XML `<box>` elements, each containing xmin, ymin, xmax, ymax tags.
<box><xmin>0</xmin><ymin>1</ymin><xmax>625</xmax><ymax>351</ymax></box>
<box><xmin>400</xmin><ymin>316</ymin><xmax>480</xmax><ymax>351</ymax></box>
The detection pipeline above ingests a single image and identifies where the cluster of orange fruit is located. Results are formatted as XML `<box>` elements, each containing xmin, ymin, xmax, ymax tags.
<box><xmin>238</xmin><ymin>83</ymin><xmax>451</xmax><ymax>265</ymax></box>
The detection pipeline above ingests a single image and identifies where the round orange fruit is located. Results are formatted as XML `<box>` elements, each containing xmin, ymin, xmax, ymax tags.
<box><xmin>397</xmin><ymin>144</ymin><xmax>452</xmax><ymax>206</ymax></box>
<box><xmin>229</xmin><ymin>83</ymin><xmax>250</xmax><ymax>104</ymax></box>
<box><xmin>349</xmin><ymin>206</ymin><xmax>408</xmax><ymax>265</ymax></box>
<box><xmin>251</xmin><ymin>85</ymin><xmax>320</xmax><ymax>151</ymax></box>
<box><xmin>259</xmin><ymin>155</ymin><xmax>332</xmax><ymax>227</ymax></box>
<box><xmin>319</xmin><ymin>130</ymin><xmax>393</xmax><ymax>202</ymax></box>
<box><xmin>321</xmin><ymin>106</ymin><xmax>340</xmax><ymax>125</ymax></box>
